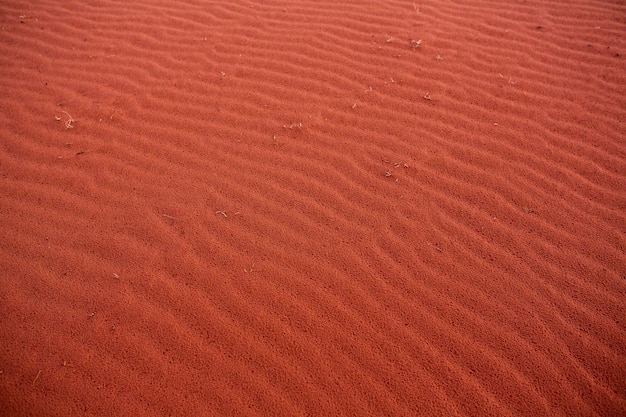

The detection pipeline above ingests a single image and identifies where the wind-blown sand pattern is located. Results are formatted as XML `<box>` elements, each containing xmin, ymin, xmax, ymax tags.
<box><xmin>1</xmin><ymin>0</ymin><xmax>625</xmax><ymax>415</ymax></box>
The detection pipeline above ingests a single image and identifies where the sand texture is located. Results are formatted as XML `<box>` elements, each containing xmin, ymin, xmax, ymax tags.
<box><xmin>1</xmin><ymin>0</ymin><xmax>625</xmax><ymax>415</ymax></box>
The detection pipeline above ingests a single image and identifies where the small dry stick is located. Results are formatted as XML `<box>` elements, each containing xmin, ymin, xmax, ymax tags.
<box><xmin>283</xmin><ymin>122</ymin><xmax>303</xmax><ymax>130</ymax></box>
<box><xmin>62</xmin><ymin>111</ymin><xmax>75</xmax><ymax>129</ymax></box>
<box><xmin>428</xmin><ymin>242</ymin><xmax>442</xmax><ymax>252</ymax></box>
<box><xmin>32</xmin><ymin>370</ymin><xmax>42</xmax><ymax>387</ymax></box>
<box><xmin>423</xmin><ymin>92</ymin><xmax>432</xmax><ymax>100</ymax></box>
<box><xmin>411</xmin><ymin>39</ymin><xmax>422</xmax><ymax>49</ymax></box>
<box><xmin>216</xmin><ymin>211</ymin><xmax>227</xmax><ymax>217</ymax></box>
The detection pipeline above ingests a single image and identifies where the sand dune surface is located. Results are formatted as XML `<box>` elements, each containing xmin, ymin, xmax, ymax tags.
<box><xmin>1</xmin><ymin>0</ymin><xmax>625</xmax><ymax>415</ymax></box>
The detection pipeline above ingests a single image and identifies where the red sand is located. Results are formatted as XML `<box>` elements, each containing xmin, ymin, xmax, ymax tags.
<box><xmin>1</xmin><ymin>0</ymin><xmax>625</xmax><ymax>415</ymax></box>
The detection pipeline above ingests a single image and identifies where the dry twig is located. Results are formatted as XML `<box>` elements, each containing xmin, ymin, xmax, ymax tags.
<box><xmin>62</xmin><ymin>111</ymin><xmax>75</xmax><ymax>129</ymax></box>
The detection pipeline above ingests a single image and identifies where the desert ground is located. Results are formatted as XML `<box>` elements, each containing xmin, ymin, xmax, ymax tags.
<box><xmin>1</xmin><ymin>0</ymin><xmax>625</xmax><ymax>415</ymax></box>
